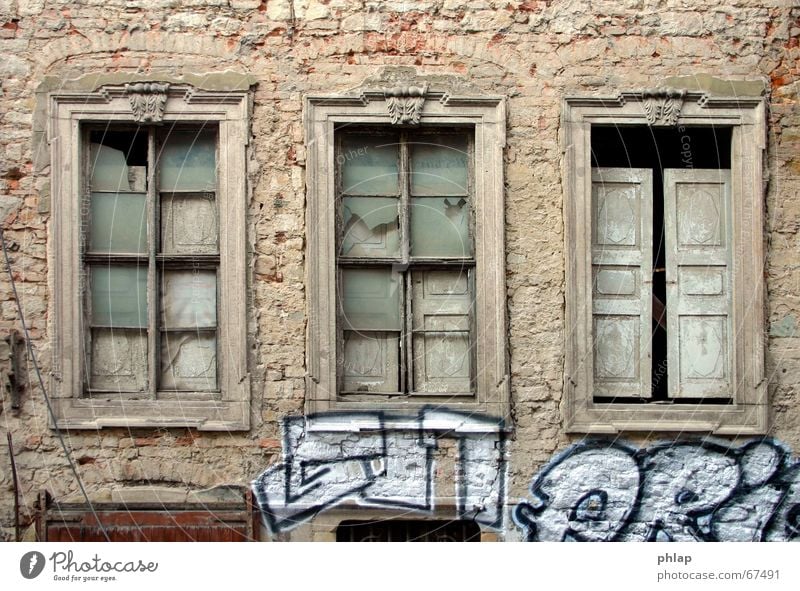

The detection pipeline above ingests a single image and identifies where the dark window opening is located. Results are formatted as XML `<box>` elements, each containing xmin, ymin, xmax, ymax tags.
<box><xmin>590</xmin><ymin>126</ymin><xmax>732</xmax><ymax>403</ymax></box>
<box><xmin>336</xmin><ymin>519</ymin><xmax>481</xmax><ymax>542</ymax></box>
<box><xmin>89</xmin><ymin>129</ymin><xmax>149</xmax><ymax>167</ymax></box>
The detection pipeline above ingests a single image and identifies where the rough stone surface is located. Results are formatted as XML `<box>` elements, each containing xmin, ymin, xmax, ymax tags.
<box><xmin>0</xmin><ymin>0</ymin><xmax>798</xmax><ymax>541</ymax></box>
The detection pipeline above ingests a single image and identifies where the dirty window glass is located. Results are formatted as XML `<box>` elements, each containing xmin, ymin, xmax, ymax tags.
<box><xmin>336</xmin><ymin>129</ymin><xmax>474</xmax><ymax>396</ymax></box>
<box><xmin>84</xmin><ymin>126</ymin><xmax>219</xmax><ymax>394</ymax></box>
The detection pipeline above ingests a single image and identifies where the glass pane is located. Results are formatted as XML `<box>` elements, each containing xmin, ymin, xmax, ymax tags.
<box><xmin>410</xmin><ymin>197</ymin><xmax>471</xmax><ymax>257</ymax></box>
<box><xmin>410</xmin><ymin>134</ymin><xmax>469</xmax><ymax>196</ymax></box>
<box><xmin>160</xmin><ymin>193</ymin><xmax>218</xmax><ymax>254</ymax></box>
<box><xmin>88</xmin><ymin>328</ymin><xmax>147</xmax><ymax>391</ymax></box>
<box><xmin>89</xmin><ymin>192</ymin><xmax>147</xmax><ymax>253</ymax></box>
<box><xmin>90</xmin><ymin>265</ymin><xmax>147</xmax><ymax>327</ymax></box>
<box><xmin>341</xmin><ymin>197</ymin><xmax>400</xmax><ymax>257</ymax></box>
<box><xmin>160</xmin><ymin>331</ymin><xmax>217</xmax><ymax>391</ymax></box>
<box><xmin>161</xmin><ymin>270</ymin><xmax>217</xmax><ymax>329</ymax></box>
<box><xmin>342</xmin><ymin>331</ymin><xmax>399</xmax><ymax>393</ymax></box>
<box><xmin>340</xmin><ymin>135</ymin><xmax>399</xmax><ymax>195</ymax></box>
<box><xmin>89</xmin><ymin>140</ymin><xmax>147</xmax><ymax>192</ymax></box>
<box><xmin>341</xmin><ymin>268</ymin><xmax>401</xmax><ymax>330</ymax></box>
<box><xmin>159</xmin><ymin>130</ymin><xmax>216</xmax><ymax>191</ymax></box>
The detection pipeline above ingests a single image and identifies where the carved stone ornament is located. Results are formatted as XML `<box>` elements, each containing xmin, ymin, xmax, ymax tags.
<box><xmin>385</xmin><ymin>84</ymin><xmax>428</xmax><ymax>125</ymax></box>
<box><xmin>124</xmin><ymin>82</ymin><xmax>170</xmax><ymax>123</ymax></box>
<box><xmin>640</xmin><ymin>87</ymin><xmax>687</xmax><ymax>126</ymax></box>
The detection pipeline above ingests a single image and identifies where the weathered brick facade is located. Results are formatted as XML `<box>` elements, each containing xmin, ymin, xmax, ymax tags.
<box><xmin>1</xmin><ymin>0</ymin><xmax>799</xmax><ymax>542</ymax></box>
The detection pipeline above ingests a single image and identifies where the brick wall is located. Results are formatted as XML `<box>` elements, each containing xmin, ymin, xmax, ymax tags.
<box><xmin>0</xmin><ymin>0</ymin><xmax>798</xmax><ymax>541</ymax></box>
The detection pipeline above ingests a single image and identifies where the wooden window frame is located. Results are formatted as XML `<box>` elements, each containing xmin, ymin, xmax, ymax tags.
<box><xmin>335</xmin><ymin>128</ymin><xmax>477</xmax><ymax>399</ymax></box>
<box><xmin>563</xmin><ymin>92</ymin><xmax>767</xmax><ymax>434</ymax></box>
<box><xmin>49</xmin><ymin>83</ymin><xmax>250</xmax><ymax>430</ymax></box>
<box><xmin>305</xmin><ymin>90</ymin><xmax>508</xmax><ymax>417</ymax></box>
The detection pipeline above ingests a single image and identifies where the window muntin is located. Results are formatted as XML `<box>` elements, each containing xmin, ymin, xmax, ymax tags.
<box><xmin>335</xmin><ymin>129</ymin><xmax>476</xmax><ymax>397</ymax></box>
<box><xmin>84</xmin><ymin>125</ymin><xmax>220</xmax><ymax>398</ymax></box>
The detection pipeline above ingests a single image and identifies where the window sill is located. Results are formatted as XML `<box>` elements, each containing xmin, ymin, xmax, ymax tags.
<box><xmin>565</xmin><ymin>400</ymin><xmax>768</xmax><ymax>435</ymax></box>
<box><xmin>50</xmin><ymin>398</ymin><xmax>249</xmax><ymax>431</ymax></box>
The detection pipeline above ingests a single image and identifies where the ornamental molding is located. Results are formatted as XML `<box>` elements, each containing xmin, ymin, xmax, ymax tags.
<box><xmin>384</xmin><ymin>84</ymin><xmax>428</xmax><ymax>125</ymax></box>
<box><xmin>639</xmin><ymin>87</ymin><xmax>687</xmax><ymax>126</ymax></box>
<box><xmin>564</xmin><ymin>91</ymin><xmax>766</xmax><ymax>123</ymax></box>
<box><xmin>124</xmin><ymin>82</ymin><xmax>170</xmax><ymax>123</ymax></box>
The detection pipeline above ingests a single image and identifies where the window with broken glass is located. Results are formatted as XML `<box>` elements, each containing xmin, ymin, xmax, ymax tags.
<box><xmin>84</xmin><ymin>125</ymin><xmax>219</xmax><ymax>397</ymax></box>
<box><xmin>336</xmin><ymin>129</ymin><xmax>475</xmax><ymax>397</ymax></box>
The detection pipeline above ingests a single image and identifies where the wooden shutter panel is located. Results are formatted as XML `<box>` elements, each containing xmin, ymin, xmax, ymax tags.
<box><xmin>664</xmin><ymin>169</ymin><xmax>733</xmax><ymax>399</ymax></box>
<box><xmin>591</xmin><ymin>168</ymin><xmax>653</xmax><ymax>398</ymax></box>
<box><xmin>411</xmin><ymin>269</ymin><xmax>473</xmax><ymax>394</ymax></box>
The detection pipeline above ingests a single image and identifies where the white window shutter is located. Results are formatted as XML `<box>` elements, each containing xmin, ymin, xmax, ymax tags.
<box><xmin>591</xmin><ymin>168</ymin><xmax>653</xmax><ymax>398</ymax></box>
<box><xmin>664</xmin><ymin>169</ymin><xmax>733</xmax><ymax>399</ymax></box>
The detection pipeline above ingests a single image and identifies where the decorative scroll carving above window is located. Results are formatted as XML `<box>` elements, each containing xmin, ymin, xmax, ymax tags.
<box><xmin>124</xmin><ymin>82</ymin><xmax>170</xmax><ymax>123</ymax></box>
<box><xmin>384</xmin><ymin>85</ymin><xmax>428</xmax><ymax>125</ymax></box>
<box><xmin>640</xmin><ymin>88</ymin><xmax>687</xmax><ymax>126</ymax></box>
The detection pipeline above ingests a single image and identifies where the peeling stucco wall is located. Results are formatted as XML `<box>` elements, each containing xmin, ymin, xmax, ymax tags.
<box><xmin>1</xmin><ymin>0</ymin><xmax>799</xmax><ymax>541</ymax></box>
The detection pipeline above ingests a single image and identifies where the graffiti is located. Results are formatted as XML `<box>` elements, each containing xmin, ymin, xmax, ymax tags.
<box><xmin>513</xmin><ymin>439</ymin><xmax>800</xmax><ymax>542</ymax></box>
<box><xmin>251</xmin><ymin>408</ymin><xmax>506</xmax><ymax>534</ymax></box>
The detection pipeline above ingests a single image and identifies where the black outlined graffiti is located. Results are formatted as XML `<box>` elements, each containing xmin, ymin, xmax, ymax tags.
<box><xmin>251</xmin><ymin>408</ymin><xmax>507</xmax><ymax>534</ymax></box>
<box><xmin>513</xmin><ymin>439</ymin><xmax>800</xmax><ymax>542</ymax></box>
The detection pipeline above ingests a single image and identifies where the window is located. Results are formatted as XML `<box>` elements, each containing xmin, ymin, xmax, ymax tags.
<box><xmin>336</xmin><ymin>129</ymin><xmax>475</xmax><ymax>397</ymax></box>
<box><xmin>49</xmin><ymin>79</ymin><xmax>251</xmax><ymax>429</ymax></box>
<box><xmin>305</xmin><ymin>84</ymin><xmax>508</xmax><ymax>416</ymax></box>
<box><xmin>563</xmin><ymin>90</ymin><xmax>767</xmax><ymax>434</ymax></box>
<box><xmin>336</xmin><ymin>520</ymin><xmax>480</xmax><ymax>542</ymax></box>
<box><xmin>84</xmin><ymin>126</ymin><xmax>220</xmax><ymax>395</ymax></box>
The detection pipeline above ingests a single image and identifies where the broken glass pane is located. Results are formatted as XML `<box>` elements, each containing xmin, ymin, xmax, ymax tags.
<box><xmin>341</xmin><ymin>197</ymin><xmax>400</xmax><ymax>257</ymax></box>
<box><xmin>410</xmin><ymin>134</ymin><xmax>469</xmax><ymax>196</ymax></box>
<box><xmin>89</xmin><ymin>192</ymin><xmax>147</xmax><ymax>253</ymax></box>
<box><xmin>342</xmin><ymin>330</ymin><xmax>400</xmax><ymax>393</ymax></box>
<box><xmin>341</xmin><ymin>135</ymin><xmax>399</xmax><ymax>195</ymax></box>
<box><xmin>90</xmin><ymin>265</ymin><xmax>147</xmax><ymax>327</ymax></box>
<box><xmin>90</xmin><ymin>142</ymin><xmax>130</xmax><ymax>191</ymax></box>
<box><xmin>160</xmin><ymin>193</ymin><xmax>218</xmax><ymax>254</ymax></box>
<box><xmin>341</xmin><ymin>268</ymin><xmax>401</xmax><ymax>330</ymax></box>
<box><xmin>89</xmin><ymin>130</ymin><xmax>148</xmax><ymax>192</ymax></box>
<box><xmin>410</xmin><ymin>197</ymin><xmax>471</xmax><ymax>257</ymax></box>
<box><xmin>160</xmin><ymin>331</ymin><xmax>217</xmax><ymax>391</ymax></box>
<box><xmin>88</xmin><ymin>328</ymin><xmax>147</xmax><ymax>391</ymax></box>
<box><xmin>161</xmin><ymin>270</ymin><xmax>217</xmax><ymax>329</ymax></box>
<box><xmin>159</xmin><ymin>130</ymin><xmax>216</xmax><ymax>191</ymax></box>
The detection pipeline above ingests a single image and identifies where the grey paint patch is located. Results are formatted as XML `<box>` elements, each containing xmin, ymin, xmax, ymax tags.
<box><xmin>0</xmin><ymin>196</ymin><xmax>22</xmax><ymax>223</ymax></box>
<box><xmin>770</xmin><ymin>315</ymin><xmax>797</xmax><ymax>337</ymax></box>
<box><xmin>36</xmin><ymin>70</ymin><xmax>257</xmax><ymax>95</ymax></box>
<box><xmin>355</xmin><ymin>65</ymin><xmax>485</xmax><ymax>97</ymax></box>
<box><xmin>661</xmin><ymin>74</ymin><xmax>765</xmax><ymax>97</ymax></box>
